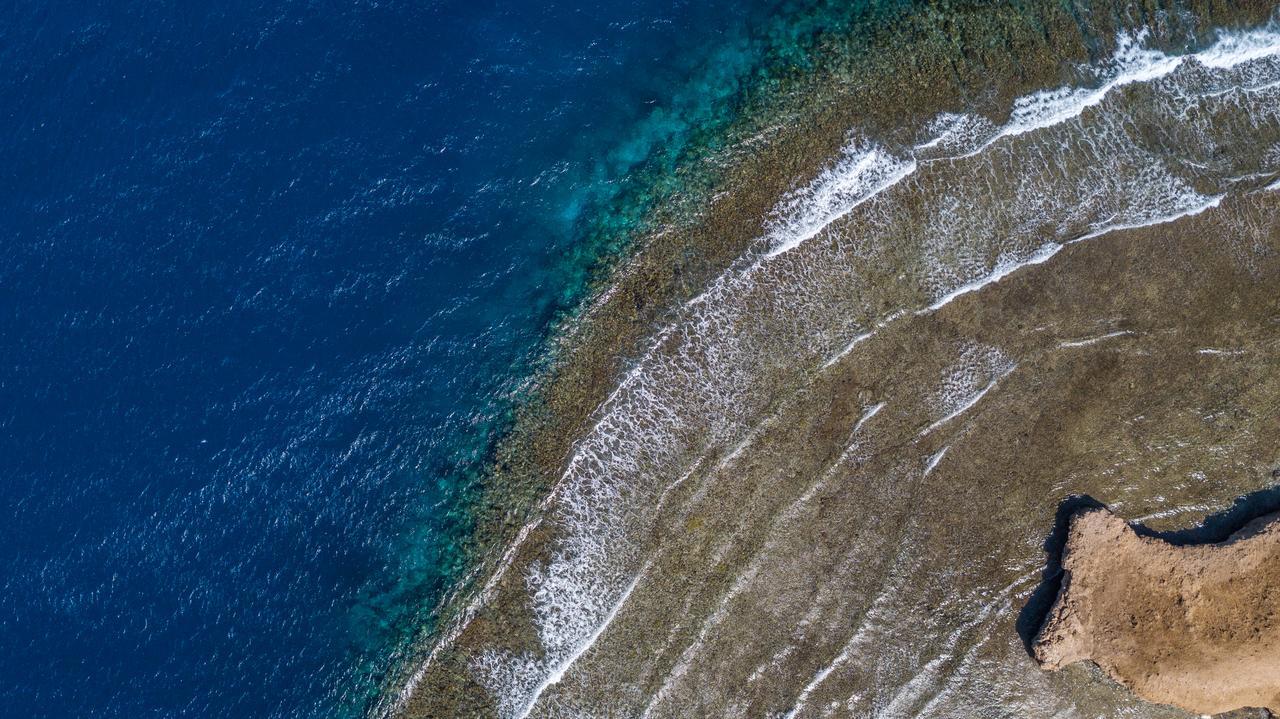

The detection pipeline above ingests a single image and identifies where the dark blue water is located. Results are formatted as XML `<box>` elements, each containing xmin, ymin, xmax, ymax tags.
<box><xmin>0</xmin><ymin>1</ymin><xmax>778</xmax><ymax>716</ymax></box>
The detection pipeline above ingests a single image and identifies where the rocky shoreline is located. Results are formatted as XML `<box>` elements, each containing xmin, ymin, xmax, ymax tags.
<box><xmin>1035</xmin><ymin>507</ymin><xmax>1280</xmax><ymax>716</ymax></box>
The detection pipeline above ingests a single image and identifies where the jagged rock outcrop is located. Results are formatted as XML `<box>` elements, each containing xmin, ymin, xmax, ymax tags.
<box><xmin>1035</xmin><ymin>508</ymin><xmax>1280</xmax><ymax>716</ymax></box>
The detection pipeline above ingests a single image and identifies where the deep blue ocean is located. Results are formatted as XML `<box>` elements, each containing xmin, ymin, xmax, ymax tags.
<box><xmin>0</xmin><ymin>1</ymin><xmax>781</xmax><ymax>716</ymax></box>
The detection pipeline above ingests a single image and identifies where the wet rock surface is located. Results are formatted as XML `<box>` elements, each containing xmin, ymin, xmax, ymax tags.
<box><xmin>1035</xmin><ymin>507</ymin><xmax>1280</xmax><ymax>716</ymax></box>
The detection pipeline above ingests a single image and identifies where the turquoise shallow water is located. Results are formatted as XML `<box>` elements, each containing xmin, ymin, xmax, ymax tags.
<box><xmin>0</xmin><ymin>0</ymin><xmax>889</xmax><ymax>716</ymax></box>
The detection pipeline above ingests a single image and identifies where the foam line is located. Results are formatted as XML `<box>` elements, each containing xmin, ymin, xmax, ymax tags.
<box><xmin>1202</xmin><ymin>78</ymin><xmax>1280</xmax><ymax>99</ymax></box>
<box><xmin>393</xmin><ymin>326</ymin><xmax>679</xmax><ymax>715</ymax></box>
<box><xmin>822</xmin><ymin>330</ymin><xmax>874</xmax><ymax>369</ymax></box>
<box><xmin>765</xmin><ymin>149</ymin><xmax>917</xmax><ymax>258</ymax></box>
<box><xmin>780</xmin><ymin>647</ymin><xmax>851</xmax><ymax>719</ymax></box>
<box><xmin>643</xmin><ymin>400</ymin><xmax>888</xmax><ymax>718</ymax></box>
<box><xmin>1000</xmin><ymin>36</ymin><xmax>1183</xmax><ymax>139</ymax></box>
<box><xmin>384</xmin><ymin>512</ymin><xmax>550</xmax><ymax>717</ymax></box>
<box><xmin>1195</xmin><ymin>25</ymin><xmax>1280</xmax><ymax>68</ymax></box>
<box><xmin>821</xmin><ymin>312</ymin><xmax>909</xmax><ymax>378</ymax></box>
<box><xmin>920</xmin><ymin>367</ymin><xmax>1015</xmax><ymax>438</ymax></box>
<box><xmin>1130</xmin><ymin>503</ymin><xmax>1220</xmax><ymax>524</ymax></box>
<box><xmin>1070</xmin><ymin>194</ymin><xmax>1225</xmax><ymax>243</ymax></box>
<box><xmin>1058</xmin><ymin>330</ymin><xmax>1133</xmax><ymax>348</ymax></box>
<box><xmin>927</xmin><ymin>26</ymin><xmax>1280</xmax><ymax>163</ymax></box>
<box><xmin>925</xmin><ymin>34</ymin><xmax>1182</xmax><ymax>161</ymax></box>
<box><xmin>854</xmin><ymin>402</ymin><xmax>885</xmax><ymax>434</ymax></box>
<box><xmin>513</xmin><ymin>566</ymin><xmax>649</xmax><ymax>719</ymax></box>
<box><xmin>640</xmin><ymin>564</ymin><xmax>763</xmax><ymax>719</ymax></box>
<box><xmin>652</xmin><ymin>461</ymin><xmax>706</xmax><ymax>518</ymax></box>
<box><xmin>779</xmin><ymin>563</ymin><xmax>920</xmax><ymax>719</ymax></box>
<box><xmin>922</xmin><ymin>446</ymin><xmax>949</xmax><ymax>477</ymax></box>
<box><xmin>882</xmin><ymin>589</ymin><xmax>1014</xmax><ymax>718</ymax></box>
<box><xmin>925</xmin><ymin>192</ymin><xmax>1225</xmax><ymax>317</ymax></box>
<box><xmin>923</xmin><ymin>244</ymin><xmax>1062</xmax><ymax>313</ymax></box>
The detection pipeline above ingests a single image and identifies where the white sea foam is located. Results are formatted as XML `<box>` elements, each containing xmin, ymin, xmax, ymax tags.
<box><xmin>914</xmin><ymin>113</ymin><xmax>993</xmax><ymax>154</ymax></box>
<box><xmin>922</xmin><ymin>446</ymin><xmax>949</xmax><ymax>477</ymax></box>
<box><xmin>1197</xmin><ymin>25</ymin><xmax>1280</xmax><ymax>69</ymax></box>
<box><xmin>1070</xmin><ymin>194</ymin><xmax>1225</xmax><ymax>243</ymax></box>
<box><xmin>854</xmin><ymin>402</ymin><xmax>885</xmax><ymax>434</ymax></box>
<box><xmin>920</xmin><ymin>346</ymin><xmax>1016</xmax><ymax>438</ymax></box>
<box><xmin>510</xmin><ymin>565</ymin><xmax>649</xmax><ymax>719</ymax></box>
<box><xmin>1058</xmin><ymin>330</ymin><xmax>1134</xmax><ymax>348</ymax></box>
<box><xmin>923</xmin><ymin>243</ymin><xmax>1062</xmax><ymax>312</ymax></box>
<box><xmin>643</xmin><ymin>400</ymin><xmax>888</xmax><ymax>718</ymax></box>
<box><xmin>920</xmin><ymin>381</ymin><xmax>1003</xmax><ymax>437</ymax></box>
<box><xmin>1005</xmin><ymin>32</ymin><xmax>1183</xmax><ymax>135</ymax></box>
<box><xmin>914</xmin><ymin>31</ymin><xmax>1187</xmax><ymax>162</ymax></box>
<box><xmin>776</xmin><ymin>550</ymin><xmax>922</xmax><ymax>719</ymax></box>
<box><xmin>765</xmin><ymin>145</ymin><xmax>917</xmax><ymax>257</ymax></box>
<box><xmin>639</xmin><ymin>562</ymin><xmax>763</xmax><ymax>719</ymax></box>
<box><xmin>780</xmin><ymin>647</ymin><xmax>849</xmax><ymax>719</ymax></box>
<box><xmin>822</xmin><ymin>330</ymin><xmax>874</xmax><ymax>369</ymax></box>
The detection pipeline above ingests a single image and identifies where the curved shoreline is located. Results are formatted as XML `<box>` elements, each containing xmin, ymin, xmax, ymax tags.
<box><xmin>383</xmin><ymin>2</ymin><xmax>1280</xmax><ymax>716</ymax></box>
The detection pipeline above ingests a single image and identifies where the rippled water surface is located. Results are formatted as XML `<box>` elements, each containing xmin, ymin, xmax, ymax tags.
<box><xmin>0</xmin><ymin>1</ymin><xmax>793</xmax><ymax>715</ymax></box>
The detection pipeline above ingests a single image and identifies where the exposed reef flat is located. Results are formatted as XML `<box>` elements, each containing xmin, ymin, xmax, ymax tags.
<box><xmin>387</xmin><ymin>1</ymin><xmax>1280</xmax><ymax>717</ymax></box>
<box><xmin>1035</xmin><ymin>508</ymin><xmax>1280</xmax><ymax>715</ymax></box>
